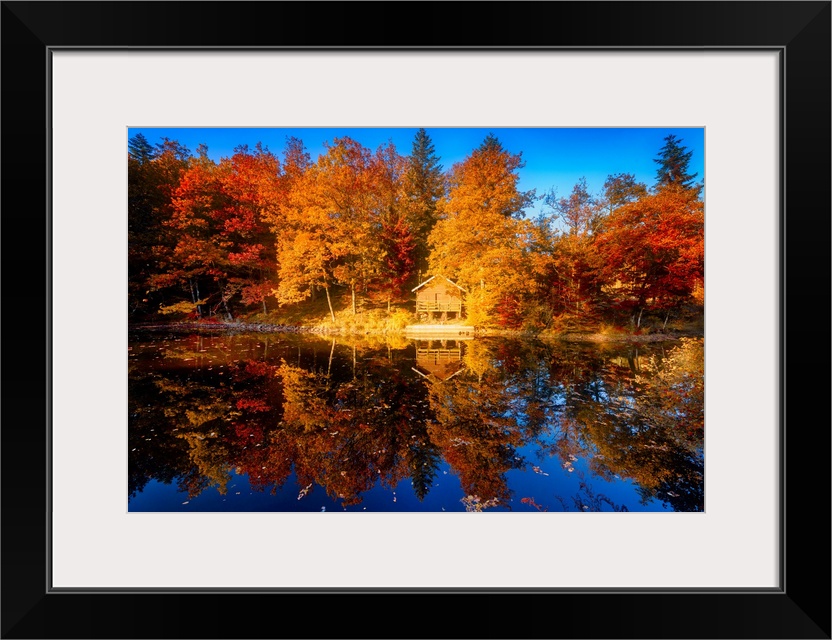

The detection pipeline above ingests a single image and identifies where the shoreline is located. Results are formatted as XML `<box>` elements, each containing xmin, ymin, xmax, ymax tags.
<box><xmin>128</xmin><ymin>321</ymin><xmax>699</xmax><ymax>343</ymax></box>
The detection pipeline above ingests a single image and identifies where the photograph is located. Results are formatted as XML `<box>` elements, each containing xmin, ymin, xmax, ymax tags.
<box><xmin>128</xmin><ymin>126</ymin><xmax>705</xmax><ymax>513</ymax></box>
<box><xmin>3</xmin><ymin>0</ymin><xmax>828</xmax><ymax>636</ymax></box>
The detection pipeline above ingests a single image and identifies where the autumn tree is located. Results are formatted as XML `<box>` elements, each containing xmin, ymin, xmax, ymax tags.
<box><xmin>153</xmin><ymin>143</ymin><xmax>282</xmax><ymax>319</ymax></box>
<box><xmin>427</xmin><ymin>134</ymin><xmax>537</xmax><ymax>325</ymax></box>
<box><xmin>213</xmin><ymin>143</ymin><xmax>282</xmax><ymax>315</ymax></box>
<box><xmin>273</xmin><ymin>137</ymin><xmax>384</xmax><ymax>319</ymax></box>
<box><xmin>151</xmin><ymin>145</ymin><xmax>224</xmax><ymax>317</ymax></box>
<box><xmin>545</xmin><ymin>177</ymin><xmax>598</xmax><ymax>235</ymax></box>
<box><xmin>128</xmin><ymin>136</ymin><xmax>191</xmax><ymax>317</ymax></box>
<box><xmin>595</xmin><ymin>187</ymin><xmax>704</xmax><ymax>327</ymax></box>
<box><xmin>533</xmin><ymin>178</ymin><xmax>606</xmax><ymax>319</ymax></box>
<box><xmin>599</xmin><ymin>172</ymin><xmax>648</xmax><ymax>215</ymax></box>
<box><xmin>370</xmin><ymin>142</ymin><xmax>418</xmax><ymax>308</ymax></box>
<box><xmin>265</xmin><ymin>137</ymin><xmax>334</xmax><ymax>312</ymax></box>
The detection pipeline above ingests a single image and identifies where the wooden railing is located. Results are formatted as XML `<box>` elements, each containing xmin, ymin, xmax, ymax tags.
<box><xmin>416</xmin><ymin>348</ymin><xmax>462</xmax><ymax>361</ymax></box>
<box><xmin>416</xmin><ymin>301</ymin><xmax>462</xmax><ymax>312</ymax></box>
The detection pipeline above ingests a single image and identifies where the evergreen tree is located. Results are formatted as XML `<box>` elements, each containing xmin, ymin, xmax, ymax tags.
<box><xmin>403</xmin><ymin>128</ymin><xmax>444</xmax><ymax>275</ymax></box>
<box><xmin>654</xmin><ymin>134</ymin><xmax>699</xmax><ymax>192</ymax></box>
<box><xmin>128</xmin><ymin>133</ymin><xmax>155</xmax><ymax>164</ymax></box>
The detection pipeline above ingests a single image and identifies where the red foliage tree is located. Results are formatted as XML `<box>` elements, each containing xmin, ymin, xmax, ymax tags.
<box><xmin>595</xmin><ymin>187</ymin><xmax>704</xmax><ymax>325</ymax></box>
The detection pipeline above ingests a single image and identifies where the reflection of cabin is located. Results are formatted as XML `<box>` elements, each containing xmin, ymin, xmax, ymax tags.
<box><xmin>412</xmin><ymin>275</ymin><xmax>466</xmax><ymax>322</ymax></box>
<box><xmin>412</xmin><ymin>340</ymin><xmax>466</xmax><ymax>381</ymax></box>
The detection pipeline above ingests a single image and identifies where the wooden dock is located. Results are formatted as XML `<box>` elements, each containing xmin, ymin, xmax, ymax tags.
<box><xmin>404</xmin><ymin>324</ymin><xmax>475</xmax><ymax>339</ymax></box>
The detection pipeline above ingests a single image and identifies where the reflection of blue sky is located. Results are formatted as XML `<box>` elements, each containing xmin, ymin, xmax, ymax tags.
<box><xmin>127</xmin><ymin>126</ymin><xmax>705</xmax><ymax>220</ymax></box>
<box><xmin>128</xmin><ymin>455</ymin><xmax>666</xmax><ymax>514</ymax></box>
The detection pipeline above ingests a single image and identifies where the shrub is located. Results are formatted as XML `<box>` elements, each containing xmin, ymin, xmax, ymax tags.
<box><xmin>387</xmin><ymin>309</ymin><xmax>415</xmax><ymax>330</ymax></box>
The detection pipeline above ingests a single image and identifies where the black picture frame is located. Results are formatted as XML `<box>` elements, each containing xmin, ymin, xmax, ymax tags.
<box><xmin>2</xmin><ymin>2</ymin><xmax>829</xmax><ymax>638</ymax></box>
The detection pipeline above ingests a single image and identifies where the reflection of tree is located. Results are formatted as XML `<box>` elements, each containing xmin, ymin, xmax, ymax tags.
<box><xmin>128</xmin><ymin>374</ymin><xmax>192</xmax><ymax>498</ymax></box>
<box><xmin>553</xmin><ymin>471</ymin><xmax>630</xmax><ymax>512</ymax></box>
<box><xmin>426</xmin><ymin>357</ymin><xmax>527</xmax><ymax>508</ymax></box>
<box><xmin>177</xmin><ymin>431</ymin><xmax>231</xmax><ymax>495</ymax></box>
<box><xmin>129</xmin><ymin>344</ymin><xmax>285</xmax><ymax>500</ymax></box>
<box><xmin>129</xmin><ymin>334</ymin><xmax>704</xmax><ymax>512</ymax></box>
<box><xmin>557</xmin><ymin>339</ymin><xmax>704</xmax><ymax>510</ymax></box>
<box><xmin>228</xmin><ymin>361</ymin><xmax>292</xmax><ymax>493</ymax></box>
<box><xmin>277</xmin><ymin>348</ymin><xmax>438</xmax><ymax>507</ymax></box>
<box><xmin>128</xmin><ymin>371</ymin><xmax>237</xmax><ymax>497</ymax></box>
<box><xmin>637</xmin><ymin>338</ymin><xmax>704</xmax><ymax>442</ymax></box>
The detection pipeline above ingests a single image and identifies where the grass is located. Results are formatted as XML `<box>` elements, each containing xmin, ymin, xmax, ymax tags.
<box><xmin>245</xmin><ymin>291</ymin><xmax>418</xmax><ymax>335</ymax></box>
<box><xmin>155</xmin><ymin>291</ymin><xmax>704</xmax><ymax>342</ymax></box>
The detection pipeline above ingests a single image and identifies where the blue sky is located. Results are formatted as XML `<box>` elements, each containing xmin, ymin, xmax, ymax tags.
<box><xmin>128</xmin><ymin>127</ymin><xmax>704</xmax><ymax>219</ymax></box>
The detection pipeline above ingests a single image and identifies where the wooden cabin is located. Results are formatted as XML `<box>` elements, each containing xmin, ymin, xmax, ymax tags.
<box><xmin>412</xmin><ymin>275</ymin><xmax>466</xmax><ymax>322</ymax></box>
<box><xmin>412</xmin><ymin>339</ymin><xmax>466</xmax><ymax>381</ymax></box>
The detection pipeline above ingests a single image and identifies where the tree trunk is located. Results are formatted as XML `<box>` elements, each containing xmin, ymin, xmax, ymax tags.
<box><xmin>190</xmin><ymin>279</ymin><xmax>202</xmax><ymax>318</ymax></box>
<box><xmin>262</xmin><ymin>299</ymin><xmax>267</xmax><ymax>315</ymax></box>
<box><xmin>662</xmin><ymin>313</ymin><xmax>669</xmax><ymax>331</ymax></box>
<box><xmin>324</xmin><ymin>284</ymin><xmax>335</xmax><ymax>323</ymax></box>
<box><xmin>636</xmin><ymin>307</ymin><xmax>643</xmax><ymax>329</ymax></box>
<box><xmin>351</xmin><ymin>286</ymin><xmax>356</xmax><ymax>315</ymax></box>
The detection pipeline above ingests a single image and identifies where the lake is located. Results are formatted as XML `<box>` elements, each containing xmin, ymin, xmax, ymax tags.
<box><xmin>128</xmin><ymin>331</ymin><xmax>704</xmax><ymax>512</ymax></box>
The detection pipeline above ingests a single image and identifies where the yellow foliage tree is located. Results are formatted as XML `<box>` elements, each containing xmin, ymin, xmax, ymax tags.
<box><xmin>427</xmin><ymin>134</ymin><xmax>536</xmax><ymax>326</ymax></box>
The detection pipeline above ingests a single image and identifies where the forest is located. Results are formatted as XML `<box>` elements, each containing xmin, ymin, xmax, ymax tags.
<box><xmin>128</xmin><ymin>129</ymin><xmax>704</xmax><ymax>336</ymax></box>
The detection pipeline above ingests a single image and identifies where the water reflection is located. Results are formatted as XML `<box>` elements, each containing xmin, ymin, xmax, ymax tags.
<box><xmin>128</xmin><ymin>333</ymin><xmax>703</xmax><ymax>512</ymax></box>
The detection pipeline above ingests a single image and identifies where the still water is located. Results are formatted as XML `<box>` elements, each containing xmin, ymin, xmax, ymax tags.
<box><xmin>128</xmin><ymin>331</ymin><xmax>704</xmax><ymax>512</ymax></box>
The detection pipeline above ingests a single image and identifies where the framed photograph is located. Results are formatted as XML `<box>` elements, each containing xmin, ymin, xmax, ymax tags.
<box><xmin>3</xmin><ymin>2</ymin><xmax>829</xmax><ymax>638</ymax></box>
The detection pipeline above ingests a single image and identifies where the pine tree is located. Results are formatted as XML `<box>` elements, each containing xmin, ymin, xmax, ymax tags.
<box><xmin>128</xmin><ymin>133</ymin><xmax>155</xmax><ymax>164</ymax></box>
<box><xmin>654</xmin><ymin>134</ymin><xmax>699</xmax><ymax>192</ymax></box>
<box><xmin>403</xmin><ymin>129</ymin><xmax>444</xmax><ymax>275</ymax></box>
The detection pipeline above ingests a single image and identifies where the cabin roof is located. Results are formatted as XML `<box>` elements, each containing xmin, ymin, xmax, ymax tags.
<box><xmin>411</xmin><ymin>275</ymin><xmax>468</xmax><ymax>293</ymax></box>
<box><xmin>411</xmin><ymin>365</ymin><xmax>466</xmax><ymax>382</ymax></box>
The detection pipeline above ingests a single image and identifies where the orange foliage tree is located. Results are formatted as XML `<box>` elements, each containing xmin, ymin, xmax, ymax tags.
<box><xmin>595</xmin><ymin>186</ymin><xmax>704</xmax><ymax>327</ymax></box>
<box><xmin>427</xmin><ymin>134</ymin><xmax>537</xmax><ymax>325</ymax></box>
